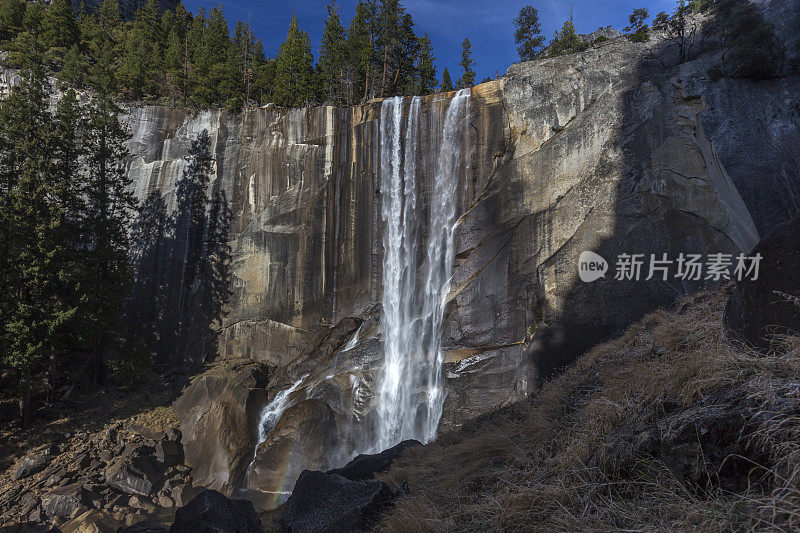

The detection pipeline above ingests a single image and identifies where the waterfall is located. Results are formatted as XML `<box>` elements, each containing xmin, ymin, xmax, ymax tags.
<box><xmin>244</xmin><ymin>375</ymin><xmax>307</xmax><ymax>486</ymax></box>
<box><xmin>374</xmin><ymin>89</ymin><xmax>471</xmax><ymax>452</ymax></box>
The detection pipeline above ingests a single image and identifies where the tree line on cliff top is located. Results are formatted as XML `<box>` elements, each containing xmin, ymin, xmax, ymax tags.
<box><xmin>0</xmin><ymin>0</ymin><xmax>480</xmax><ymax>108</ymax></box>
<box><xmin>0</xmin><ymin>0</ymin><xmax>790</xmax><ymax>109</ymax></box>
<box><xmin>513</xmin><ymin>0</ymin><xmax>788</xmax><ymax>79</ymax></box>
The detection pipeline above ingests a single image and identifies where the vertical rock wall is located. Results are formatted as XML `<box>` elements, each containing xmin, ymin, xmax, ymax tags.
<box><xmin>124</xmin><ymin>34</ymin><xmax>760</xmax><ymax>436</ymax></box>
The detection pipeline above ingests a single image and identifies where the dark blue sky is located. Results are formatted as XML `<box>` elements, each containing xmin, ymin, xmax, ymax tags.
<box><xmin>181</xmin><ymin>0</ymin><xmax>674</xmax><ymax>80</ymax></box>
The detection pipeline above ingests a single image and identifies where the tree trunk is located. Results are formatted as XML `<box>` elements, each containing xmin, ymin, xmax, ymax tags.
<box><xmin>20</xmin><ymin>368</ymin><xmax>32</xmax><ymax>428</ymax></box>
<box><xmin>380</xmin><ymin>46</ymin><xmax>388</xmax><ymax>97</ymax></box>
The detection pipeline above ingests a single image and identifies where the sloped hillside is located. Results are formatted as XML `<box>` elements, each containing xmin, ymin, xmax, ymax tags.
<box><xmin>377</xmin><ymin>290</ymin><xmax>800</xmax><ymax>531</ymax></box>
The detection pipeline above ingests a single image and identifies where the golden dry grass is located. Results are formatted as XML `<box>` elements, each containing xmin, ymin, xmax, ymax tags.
<box><xmin>377</xmin><ymin>292</ymin><xmax>800</xmax><ymax>532</ymax></box>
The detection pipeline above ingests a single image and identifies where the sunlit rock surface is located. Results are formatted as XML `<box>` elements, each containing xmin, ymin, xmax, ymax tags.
<box><xmin>119</xmin><ymin>23</ymin><xmax>800</xmax><ymax>503</ymax></box>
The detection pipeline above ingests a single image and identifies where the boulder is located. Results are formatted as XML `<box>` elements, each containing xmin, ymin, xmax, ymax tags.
<box><xmin>164</xmin><ymin>428</ymin><xmax>182</xmax><ymax>443</ymax></box>
<box><xmin>173</xmin><ymin>364</ymin><xmax>268</xmax><ymax>493</ymax></box>
<box><xmin>170</xmin><ymin>484</ymin><xmax>199</xmax><ymax>508</ymax></box>
<box><xmin>170</xmin><ymin>489</ymin><xmax>263</xmax><ymax>533</ymax></box>
<box><xmin>104</xmin><ymin>456</ymin><xmax>162</xmax><ymax>496</ymax></box>
<box><xmin>327</xmin><ymin>440</ymin><xmax>421</xmax><ymax>481</ymax></box>
<box><xmin>41</xmin><ymin>483</ymin><xmax>93</xmax><ymax>517</ymax></box>
<box><xmin>12</xmin><ymin>453</ymin><xmax>50</xmax><ymax>480</ymax></box>
<box><xmin>154</xmin><ymin>439</ymin><xmax>184</xmax><ymax>468</ymax></box>
<box><xmin>725</xmin><ymin>216</ymin><xmax>800</xmax><ymax>347</ymax></box>
<box><xmin>118</xmin><ymin>522</ymin><xmax>170</xmax><ymax>533</ymax></box>
<box><xmin>60</xmin><ymin>509</ymin><xmax>121</xmax><ymax>533</ymax></box>
<box><xmin>279</xmin><ymin>471</ymin><xmax>394</xmax><ymax>533</ymax></box>
<box><xmin>247</xmin><ymin>400</ymin><xmax>338</xmax><ymax>497</ymax></box>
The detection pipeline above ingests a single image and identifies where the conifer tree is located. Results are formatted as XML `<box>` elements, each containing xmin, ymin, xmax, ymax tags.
<box><xmin>440</xmin><ymin>66</ymin><xmax>453</xmax><ymax>92</ymax></box>
<box><xmin>456</xmin><ymin>37</ymin><xmax>475</xmax><ymax>89</ymax></box>
<box><xmin>81</xmin><ymin>91</ymin><xmax>137</xmax><ymax>384</ymax></box>
<box><xmin>232</xmin><ymin>19</ymin><xmax>257</xmax><ymax>105</ymax></box>
<box><xmin>46</xmin><ymin>89</ymin><xmax>85</xmax><ymax>392</ymax></box>
<box><xmin>119</xmin><ymin>0</ymin><xmax>163</xmax><ymax>99</ymax></box>
<box><xmin>0</xmin><ymin>51</ymin><xmax>69</xmax><ymax>426</ymax></box>
<box><xmin>41</xmin><ymin>0</ymin><xmax>78</xmax><ymax>63</ymax></box>
<box><xmin>273</xmin><ymin>15</ymin><xmax>315</xmax><ymax>107</ymax></box>
<box><xmin>58</xmin><ymin>44</ymin><xmax>89</xmax><ymax>88</ymax></box>
<box><xmin>251</xmin><ymin>40</ymin><xmax>275</xmax><ymax>104</ymax></box>
<box><xmin>514</xmin><ymin>5</ymin><xmax>545</xmax><ymax>61</ymax></box>
<box><xmin>415</xmin><ymin>33</ymin><xmax>436</xmax><ymax>94</ymax></box>
<box><xmin>0</xmin><ymin>0</ymin><xmax>25</xmax><ymax>43</ymax></box>
<box><xmin>547</xmin><ymin>19</ymin><xmax>583</xmax><ymax>57</ymax></box>
<box><xmin>347</xmin><ymin>1</ymin><xmax>374</xmax><ymax>104</ymax></box>
<box><xmin>319</xmin><ymin>1</ymin><xmax>348</xmax><ymax>105</ymax></box>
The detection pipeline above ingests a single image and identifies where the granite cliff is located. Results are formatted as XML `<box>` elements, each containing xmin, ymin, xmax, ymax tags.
<box><xmin>115</xmin><ymin>12</ymin><xmax>800</xmax><ymax>500</ymax></box>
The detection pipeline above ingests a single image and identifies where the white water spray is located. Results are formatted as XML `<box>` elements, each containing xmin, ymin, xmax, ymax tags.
<box><xmin>244</xmin><ymin>375</ymin><xmax>307</xmax><ymax>485</ymax></box>
<box><xmin>374</xmin><ymin>89</ymin><xmax>471</xmax><ymax>452</ymax></box>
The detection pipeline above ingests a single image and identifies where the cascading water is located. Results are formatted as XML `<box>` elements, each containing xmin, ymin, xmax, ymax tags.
<box><xmin>244</xmin><ymin>375</ymin><xmax>306</xmax><ymax>486</ymax></box>
<box><xmin>244</xmin><ymin>89</ymin><xmax>471</xmax><ymax>492</ymax></box>
<box><xmin>374</xmin><ymin>89</ymin><xmax>471</xmax><ymax>452</ymax></box>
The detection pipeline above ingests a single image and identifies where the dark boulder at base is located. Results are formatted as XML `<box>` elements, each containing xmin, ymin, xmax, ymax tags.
<box><xmin>725</xmin><ymin>216</ymin><xmax>800</xmax><ymax>347</ymax></box>
<box><xmin>170</xmin><ymin>489</ymin><xmax>263</xmax><ymax>533</ymax></box>
<box><xmin>105</xmin><ymin>455</ymin><xmax>162</xmax><ymax>496</ymax></box>
<box><xmin>12</xmin><ymin>453</ymin><xmax>51</xmax><ymax>481</ymax></box>
<box><xmin>40</xmin><ymin>483</ymin><xmax>94</xmax><ymax>517</ymax></box>
<box><xmin>279</xmin><ymin>470</ymin><xmax>394</xmax><ymax>533</ymax></box>
<box><xmin>119</xmin><ymin>521</ymin><xmax>171</xmax><ymax>532</ymax></box>
<box><xmin>327</xmin><ymin>440</ymin><xmax>421</xmax><ymax>481</ymax></box>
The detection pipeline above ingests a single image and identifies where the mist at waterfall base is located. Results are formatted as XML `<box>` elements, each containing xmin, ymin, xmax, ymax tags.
<box><xmin>244</xmin><ymin>89</ymin><xmax>471</xmax><ymax>503</ymax></box>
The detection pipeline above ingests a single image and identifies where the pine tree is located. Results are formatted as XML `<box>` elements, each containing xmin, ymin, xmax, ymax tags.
<box><xmin>319</xmin><ymin>1</ymin><xmax>348</xmax><ymax>105</ymax></box>
<box><xmin>0</xmin><ymin>50</ymin><xmax>68</xmax><ymax>426</ymax></box>
<box><xmin>190</xmin><ymin>6</ymin><xmax>236</xmax><ymax>106</ymax></box>
<box><xmin>625</xmin><ymin>8</ymin><xmax>650</xmax><ymax>42</ymax></box>
<box><xmin>415</xmin><ymin>33</ymin><xmax>436</xmax><ymax>94</ymax></box>
<box><xmin>41</xmin><ymin>0</ymin><xmax>78</xmax><ymax>64</ymax></box>
<box><xmin>272</xmin><ymin>15</ymin><xmax>316</xmax><ymax>107</ymax></box>
<box><xmin>347</xmin><ymin>1</ymin><xmax>374</xmax><ymax>104</ymax></box>
<box><xmin>163</xmin><ymin>29</ymin><xmax>185</xmax><ymax>104</ymax></box>
<box><xmin>0</xmin><ymin>0</ymin><xmax>25</xmax><ymax>44</ymax></box>
<box><xmin>514</xmin><ymin>5</ymin><xmax>545</xmax><ymax>61</ymax></box>
<box><xmin>456</xmin><ymin>37</ymin><xmax>475</xmax><ymax>89</ymax></box>
<box><xmin>58</xmin><ymin>44</ymin><xmax>88</xmax><ymax>88</ymax></box>
<box><xmin>394</xmin><ymin>12</ymin><xmax>419</xmax><ymax>95</ymax></box>
<box><xmin>85</xmin><ymin>0</ymin><xmax>123</xmax><ymax>95</ymax></box>
<box><xmin>440</xmin><ymin>66</ymin><xmax>453</xmax><ymax>92</ymax></box>
<box><xmin>46</xmin><ymin>88</ymin><xmax>85</xmax><ymax>392</ymax></box>
<box><xmin>81</xmin><ymin>93</ymin><xmax>137</xmax><ymax>384</ymax></box>
<box><xmin>251</xmin><ymin>40</ymin><xmax>275</xmax><ymax>104</ymax></box>
<box><xmin>547</xmin><ymin>19</ymin><xmax>583</xmax><ymax>57</ymax></box>
<box><xmin>232</xmin><ymin>18</ymin><xmax>257</xmax><ymax>106</ymax></box>
<box><xmin>118</xmin><ymin>0</ymin><xmax>163</xmax><ymax>99</ymax></box>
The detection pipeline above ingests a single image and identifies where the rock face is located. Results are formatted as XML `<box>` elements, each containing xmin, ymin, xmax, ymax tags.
<box><xmin>130</xmin><ymin>38</ymin><xmax>758</xmax><ymax>408</ymax></box>
<box><xmin>12</xmin><ymin>453</ymin><xmax>50</xmax><ymax>481</ymax></box>
<box><xmin>172</xmin><ymin>363</ymin><xmax>268</xmax><ymax>493</ymax></box>
<box><xmin>246</xmin><ymin>399</ymin><xmax>338</xmax><ymax>499</ymax></box>
<box><xmin>118</xmin><ymin>9</ymin><xmax>800</xmax><ymax>505</ymax></box>
<box><xmin>279</xmin><ymin>470</ymin><xmax>394</xmax><ymax>533</ymax></box>
<box><xmin>40</xmin><ymin>483</ymin><xmax>93</xmax><ymax>517</ymax></box>
<box><xmin>725</xmin><ymin>216</ymin><xmax>800</xmax><ymax>346</ymax></box>
<box><xmin>327</xmin><ymin>440</ymin><xmax>421</xmax><ymax>481</ymax></box>
<box><xmin>171</xmin><ymin>490</ymin><xmax>263</xmax><ymax>533</ymax></box>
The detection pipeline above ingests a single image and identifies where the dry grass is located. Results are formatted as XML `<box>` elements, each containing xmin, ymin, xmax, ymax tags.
<box><xmin>377</xmin><ymin>292</ymin><xmax>800</xmax><ymax>532</ymax></box>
